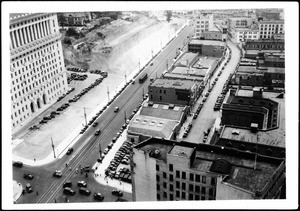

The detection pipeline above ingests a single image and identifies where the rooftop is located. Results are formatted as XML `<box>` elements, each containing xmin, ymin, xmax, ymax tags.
<box><xmin>237</xmin><ymin>66</ymin><xmax>285</xmax><ymax>74</ymax></box>
<box><xmin>134</xmin><ymin>138</ymin><xmax>284</xmax><ymax>194</ymax></box>
<box><xmin>140</xmin><ymin>103</ymin><xmax>186</xmax><ymax>121</ymax></box>
<box><xmin>163</xmin><ymin>73</ymin><xmax>204</xmax><ymax>82</ymax></box>
<box><xmin>150</xmin><ymin>78</ymin><xmax>196</xmax><ymax>90</ymax></box>
<box><xmin>189</xmin><ymin>39</ymin><xmax>226</xmax><ymax>47</ymax></box>
<box><xmin>174</xmin><ymin>52</ymin><xmax>198</xmax><ymax>67</ymax></box>
<box><xmin>10</xmin><ymin>13</ymin><xmax>50</xmax><ymax>25</ymax></box>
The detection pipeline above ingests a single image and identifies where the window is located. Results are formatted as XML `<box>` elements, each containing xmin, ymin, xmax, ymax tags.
<box><xmin>195</xmin><ymin>195</ymin><xmax>200</xmax><ymax>200</ymax></box>
<box><xmin>169</xmin><ymin>174</ymin><xmax>173</xmax><ymax>182</ymax></box>
<box><xmin>189</xmin><ymin>173</ymin><xmax>194</xmax><ymax>181</ymax></box>
<box><xmin>176</xmin><ymin>181</ymin><xmax>180</xmax><ymax>189</ymax></box>
<box><xmin>163</xmin><ymin>172</ymin><xmax>166</xmax><ymax>179</ymax></box>
<box><xmin>169</xmin><ymin>164</ymin><xmax>173</xmax><ymax>172</ymax></box>
<box><xmin>157</xmin><ymin>194</ymin><xmax>160</xmax><ymax>200</ymax></box>
<box><xmin>170</xmin><ymin>184</ymin><xmax>174</xmax><ymax>191</ymax></box>
<box><xmin>156</xmin><ymin>175</ymin><xmax>160</xmax><ymax>182</ymax></box>
<box><xmin>182</xmin><ymin>172</ymin><xmax>186</xmax><ymax>180</ymax></box>
<box><xmin>201</xmin><ymin>187</ymin><xmax>206</xmax><ymax>194</ymax></box>
<box><xmin>176</xmin><ymin>191</ymin><xmax>180</xmax><ymax>198</ymax></box>
<box><xmin>189</xmin><ymin>184</ymin><xmax>194</xmax><ymax>192</ymax></box>
<box><xmin>164</xmin><ymin>90</ymin><xmax>166</xmax><ymax>94</ymax></box>
<box><xmin>176</xmin><ymin>170</ymin><xmax>180</xmax><ymax>178</ymax></box>
<box><xmin>157</xmin><ymin>184</ymin><xmax>160</xmax><ymax>191</ymax></box>
<box><xmin>202</xmin><ymin>176</ymin><xmax>206</xmax><ymax>184</ymax></box>
<box><xmin>196</xmin><ymin>174</ymin><xmax>200</xmax><ymax>182</ymax></box>
<box><xmin>156</xmin><ymin>164</ymin><xmax>159</xmax><ymax>171</ymax></box>
<box><xmin>201</xmin><ymin>196</ymin><xmax>205</xmax><ymax>200</ymax></box>
<box><xmin>189</xmin><ymin>194</ymin><xmax>193</xmax><ymax>200</ymax></box>
<box><xmin>181</xmin><ymin>192</ymin><xmax>186</xmax><ymax>199</ymax></box>
<box><xmin>170</xmin><ymin>194</ymin><xmax>174</xmax><ymax>200</ymax></box>
<box><xmin>182</xmin><ymin>182</ymin><xmax>186</xmax><ymax>190</ymax></box>
<box><xmin>163</xmin><ymin>192</ymin><xmax>167</xmax><ymax>198</ymax></box>
<box><xmin>163</xmin><ymin>182</ymin><xmax>167</xmax><ymax>189</ymax></box>
<box><xmin>211</xmin><ymin>177</ymin><xmax>216</xmax><ymax>186</ymax></box>
<box><xmin>209</xmin><ymin>188</ymin><xmax>214</xmax><ymax>196</ymax></box>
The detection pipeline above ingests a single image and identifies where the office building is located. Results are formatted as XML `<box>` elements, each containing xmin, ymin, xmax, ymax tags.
<box><xmin>258</xmin><ymin>20</ymin><xmax>284</xmax><ymax>40</ymax></box>
<box><xmin>10</xmin><ymin>13</ymin><xmax>68</xmax><ymax>130</ymax></box>
<box><xmin>194</xmin><ymin>13</ymin><xmax>214</xmax><ymax>38</ymax></box>
<box><xmin>131</xmin><ymin>137</ymin><xmax>286</xmax><ymax>201</ymax></box>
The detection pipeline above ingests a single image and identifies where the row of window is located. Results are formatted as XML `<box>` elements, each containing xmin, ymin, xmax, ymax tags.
<box><xmin>157</xmin><ymin>190</ymin><xmax>214</xmax><ymax>201</ymax></box>
<box><xmin>10</xmin><ymin>14</ymin><xmax>52</xmax><ymax>29</ymax></box>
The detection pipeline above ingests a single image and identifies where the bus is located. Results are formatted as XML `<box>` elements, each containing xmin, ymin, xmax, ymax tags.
<box><xmin>139</xmin><ymin>73</ymin><xmax>148</xmax><ymax>83</ymax></box>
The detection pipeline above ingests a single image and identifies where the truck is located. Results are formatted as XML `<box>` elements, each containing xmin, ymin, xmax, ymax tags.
<box><xmin>139</xmin><ymin>73</ymin><xmax>148</xmax><ymax>83</ymax></box>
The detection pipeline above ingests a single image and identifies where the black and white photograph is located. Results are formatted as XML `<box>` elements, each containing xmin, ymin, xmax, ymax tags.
<box><xmin>1</xmin><ymin>1</ymin><xmax>298</xmax><ymax>210</ymax></box>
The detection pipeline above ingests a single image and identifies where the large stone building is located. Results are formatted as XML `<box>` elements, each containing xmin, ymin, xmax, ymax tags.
<box><xmin>244</xmin><ymin>39</ymin><xmax>285</xmax><ymax>51</ymax></box>
<box><xmin>10</xmin><ymin>13</ymin><xmax>68</xmax><ymax>130</ymax></box>
<box><xmin>194</xmin><ymin>13</ymin><xmax>214</xmax><ymax>38</ymax></box>
<box><xmin>131</xmin><ymin>137</ymin><xmax>286</xmax><ymax>201</ymax></box>
<box><xmin>188</xmin><ymin>39</ymin><xmax>226</xmax><ymax>58</ymax></box>
<box><xmin>258</xmin><ymin>20</ymin><xmax>284</xmax><ymax>40</ymax></box>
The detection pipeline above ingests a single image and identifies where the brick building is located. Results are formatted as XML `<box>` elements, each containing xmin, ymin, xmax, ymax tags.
<box><xmin>131</xmin><ymin>137</ymin><xmax>286</xmax><ymax>201</ymax></box>
<box><xmin>188</xmin><ymin>40</ymin><xmax>226</xmax><ymax>58</ymax></box>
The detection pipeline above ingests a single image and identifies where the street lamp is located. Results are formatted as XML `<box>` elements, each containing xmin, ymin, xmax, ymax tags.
<box><xmin>51</xmin><ymin>137</ymin><xmax>56</xmax><ymax>158</ymax></box>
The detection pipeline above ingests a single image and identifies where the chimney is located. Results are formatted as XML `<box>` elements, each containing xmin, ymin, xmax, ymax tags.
<box><xmin>253</xmin><ymin>87</ymin><xmax>263</xmax><ymax>98</ymax></box>
<box><xmin>250</xmin><ymin>123</ymin><xmax>258</xmax><ymax>133</ymax></box>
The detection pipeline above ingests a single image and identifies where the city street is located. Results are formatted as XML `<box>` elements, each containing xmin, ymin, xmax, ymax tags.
<box><xmin>13</xmin><ymin>22</ymin><xmax>194</xmax><ymax>204</ymax></box>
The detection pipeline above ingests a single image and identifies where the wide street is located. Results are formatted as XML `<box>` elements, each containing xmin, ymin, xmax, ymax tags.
<box><xmin>13</xmin><ymin>22</ymin><xmax>194</xmax><ymax>204</ymax></box>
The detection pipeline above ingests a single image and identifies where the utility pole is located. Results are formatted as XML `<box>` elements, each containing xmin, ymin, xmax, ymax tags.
<box><xmin>51</xmin><ymin>137</ymin><xmax>56</xmax><ymax>158</ymax></box>
<box><xmin>83</xmin><ymin>107</ymin><xmax>87</xmax><ymax>126</ymax></box>
<box><xmin>138</xmin><ymin>59</ymin><xmax>140</xmax><ymax>72</ymax></box>
<box><xmin>166</xmin><ymin>59</ymin><xmax>168</xmax><ymax>70</ymax></box>
<box><xmin>99</xmin><ymin>141</ymin><xmax>102</xmax><ymax>159</ymax></box>
<box><xmin>107</xmin><ymin>86</ymin><xmax>110</xmax><ymax>101</ymax></box>
<box><xmin>142</xmin><ymin>88</ymin><xmax>144</xmax><ymax>98</ymax></box>
<box><xmin>125</xmin><ymin>70</ymin><xmax>127</xmax><ymax>83</ymax></box>
<box><xmin>151</xmin><ymin>48</ymin><xmax>153</xmax><ymax>58</ymax></box>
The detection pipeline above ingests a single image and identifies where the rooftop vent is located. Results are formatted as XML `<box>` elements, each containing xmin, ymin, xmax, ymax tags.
<box><xmin>232</xmin><ymin>129</ymin><xmax>240</xmax><ymax>135</ymax></box>
<box><xmin>250</xmin><ymin>123</ymin><xmax>258</xmax><ymax>133</ymax></box>
<box><xmin>150</xmin><ymin>149</ymin><xmax>160</xmax><ymax>158</ymax></box>
<box><xmin>173</xmin><ymin>81</ymin><xmax>182</xmax><ymax>86</ymax></box>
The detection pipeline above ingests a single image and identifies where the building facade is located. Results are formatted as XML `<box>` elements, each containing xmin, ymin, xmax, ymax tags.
<box><xmin>188</xmin><ymin>40</ymin><xmax>226</xmax><ymax>58</ymax></box>
<box><xmin>194</xmin><ymin>14</ymin><xmax>214</xmax><ymax>38</ymax></box>
<box><xmin>258</xmin><ymin>20</ymin><xmax>284</xmax><ymax>40</ymax></box>
<box><xmin>10</xmin><ymin>13</ymin><xmax>68</xmax><ymax>130</ymax></box>
<box><xmin>244</xmin><ymin>39</ymin><xmax>285</xmax><ymax>51</ymax></box>
<box><xmin>132</xmin><ymin>138</ymin><xmax>286</xmax><ymax>201</ymax></box>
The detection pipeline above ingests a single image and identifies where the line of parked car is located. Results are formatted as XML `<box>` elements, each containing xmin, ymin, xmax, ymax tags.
<box><xmin>67</xmin><ymin>67</ymin><xmax>88</xmax><ymax>73</ymax></box>
<box><xmin>193</xmin><ymin>102</ymin><xmax>203</xmax><ymax>120</ymax></box>
<box><xmin>182</xmin><ymin>123</ymin><xmax>193</xmax><ymax>138</ymax></box>
<box><xmin>67</xmin><ymin>73</ymin><xmax>88</xmax><ymax>83</ymax></box>
<box><xmin>214</xmin><ymin>73</ymin><xmax>233</xmax><ymax>111</ymax></box>
<box><xmin>89</xmin><ymin>69</ymin><xmax>108</xmax><ymax>78</ymax></box>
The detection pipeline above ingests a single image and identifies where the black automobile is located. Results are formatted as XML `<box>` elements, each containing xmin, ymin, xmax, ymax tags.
<box><xmin>63</xmin><ymin>181</ymin><xmax>72</xmax><ymax>188</ymax></box>
<box><xmin>95</xmin><ymin>129</ymin><xmax>101</xmax><ymax>136</ymax></box>
<box><xmin>94</xmin><ymin>193</ymin><xmax>104</xmax><ymax>201</ymax></box>
<box><xmin>13</xmin><ymin>161</ymin><xmax>23</xmax><ymax>167</ymax></box>
<box><xmin>79</xmin><ymin>187</ymin><xmax>91</xmax><ymax>195</ymax></box>
<box><xmin>112</xmin><ymin>189</ymin><xmax>123</xmax><ymax>197</ymax></box>
<box><xmin>92</xmin><ymin>122</ymin><xmax>98</xmax><ymax>127</ymax></box>
<box><xmin>77</xmin><ymin>180</ymin><xmax>87</xmax><ymax>188</ymax></box>
<box><xmin>66</xmin><ymin>147</ymin><xmax>74</xmax><ymax>155</ymax></box>
<box><xmin>63</xmin><ymin>187</ymin><xmax>76</xmax><ymax>195</ymax></box>
<box><xmin>26</xmin><ymin>183</ymin><xmax>33</xmax><ymax>193</ymax></box>
<box><xmin>23</xmin><ymin>173</ymin><xmax>34</xmax><ymax>180</ymax></box>
<box><xmin>53</xmin><ymin>170</ymin><xmax>63</xmax><ymax>178</ymax></box>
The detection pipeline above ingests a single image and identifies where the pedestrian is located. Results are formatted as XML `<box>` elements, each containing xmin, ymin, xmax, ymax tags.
<box><xmin>65</xmin><ymin>197</ymin><xmax>68</xmax><ymax>202</ymax></box>
<box><xmin>34</xmin><ymin>158</ymin><xmax>36</xmax><ymax>162</ymax></box>
<box><xmin>69</xmin><ymin>167</ymin><xmax>72</xmax><ymax>171</ymax></box>
<box><xmin>36</xmin><ymin>191</ymin><xmax>39</xmax><ymax>195</ymax></box>
<box><xmin>85</xmin><ymin>173</ymin><xmax>88</xmax><ymax>178</ymax></box>
<box><xmin>65</xmin><ymin>163</ymin><xmax>68</xmax><ymax>168</ymax></box>
<box><xmin>75</xmin><ymin>168</ymin><xmax>78</xmax><ymax>173</ymax></box>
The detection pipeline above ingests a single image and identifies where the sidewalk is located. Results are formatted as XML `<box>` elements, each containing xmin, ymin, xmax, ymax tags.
<box><xmin>13</xmin><ymin>180</ymin><xmax>23</xmax><ymax>203</ymax></box>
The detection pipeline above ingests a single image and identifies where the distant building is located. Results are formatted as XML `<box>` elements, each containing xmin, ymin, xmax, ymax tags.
<box><xmin>258</xmin><ymin>20</ymin><xmax>284</xmax><ymax>40</ymax></box>
<box><xmin>59</xmin><ymin>12</ymin><xmax>91</xmax><ymax>26</ymax></box>
<box><xmin>258</xmin><ymin>11</ymin><xmax>281</xmax><ymax>21</ymax></box>
<box><xmin>194</xmin><ymin>13</ymin><xmax>214</xmax><ymax>38</ymax></box>
<box><xmin>228</xmin><ymin>17</ymin><xmax>255</xmax><ymax>28</ymax></box>
<box><xmin>148</xmin><ymin>78</ymin><xmax>201</xmax><ymax>107</ymax></box>
<box><xmin>127</xmin><ymin>103</ymin><xmax>189</xmax><ymax>143</ymax></box>
<box><xmin>222</xmin><ymin>88</ymin><xmax>285</xmax><ymax>130</ymax></box>
<box><xmin>244</xmin><ymin>39</ymin><xmax>285</xmax><ymax>51</ymax></box>
<box><xmin>201</xmin><ymin>31</ymin><xmax>223</xmax><ymax>41</ymax></box>
<box><xmin>188</xmin><ymin>39</ymin><xmax>226</xmax><ymax>58</ymax></box>
<box><xmin>10</xmin><ymin>13</ymin><xmax>68</xmax><ymax>130</ymax></box>
<box><xmin>229</xmin><ymin>25</ymin><xmax>260</xmax><ymax>43</ymax></box>
<box><xmin>131</xmin><ymin>137</ymin><xmax>286</xmax><ymax>201</ymax></box>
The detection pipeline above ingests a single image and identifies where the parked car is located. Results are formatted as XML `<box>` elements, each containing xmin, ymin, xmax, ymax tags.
<box><xmin>95</xmin><ymin>129</ymin><xmax>101</xmax><ymax>136</ymax></box>
<box><xmin>77</xmin><ymin>180</ymin><xmax>87</xmax><ymax>188</ymax></box>
<box><xmin>79</xmin><ymin>187</ymin><xmax>91</xmax><ymax>195</ymax></box>
<box><xmin>13</xmin><ymin>161</ymin><xmax>23</xmax><ymax>167</ymax></box>
<box><xmin>104</xmin><ymin>148</ymin><xmax>109</xmax><ymax>154</ymax></box>
<box><xmin>150</xmin><ymin>62</ymin><xmax>154</xmax><ymax>66</ymax></box>
<box><xmin>53</xmin><ymin>170</ymin><xmax>63</xmax><ymax>178</ymax></box>
<box><xmin>63</xmin><ymin>181</ymin><xmax>72</xmax><ymax>188</ymax></box>
<box><xmin>23</xmin><ymin>173</ymin><xmax>34</xmax><ymax>180</ymax></box>
<box><xmin>94</xmin><ymin>193</ymin><xmax>104</xmax><ymax>201</ymax></box>
<box><xmin>66</xmin><ymin>147</ymin><xmax>74</xmax><ymax>155</ymax></box>
<box><xmin>63</xmin><ymin>187</ymin><xmax>76</xmax><ymax>195</ymax></box>
<box><xmin>112</xmin><ymin>189</ymin><xmax>123</xmax><ymax>197</ymax></box>
<box><xmin>26</xmin><ymin>183</ymin><xmax>33</xmax><ymax>193</ymax></box>
<box><xmin>92</xmin><ymin>122</ymin><xmax>98</xmax><ymax>127</ymax></box>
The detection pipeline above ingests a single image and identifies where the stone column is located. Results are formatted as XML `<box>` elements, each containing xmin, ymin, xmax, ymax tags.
<box><xmin>23</xmin><ymin>27</ymin><xmax>28</xmax><ymax>44</ymax></box>
<box><xmin>36</xmin><ymin>23</ymin><xmax>41</xmax><ymax>39</ymax></box>
<box><xmin>26</xmin><ymin>26</ymin><xmax>31</xmax><ymax>43</ymax></box>
<box><xmin>42</xmin><ymin>21</ymin><xmax>47</xmax><ymax>36</ymax></box>
<box><xmin>19</xmin><ymin>28</ymin><xmax>24</xmax><ymax>46</ymax></box>
<box><xmin>15</xmin><ymin>30</ymin><xmax>20</xmax><ymax>47</ymax></box>
<box><xmin>40</xmin><ymin>22</ymin><xmax>44</xmax><ymax>38</ymax></box>
<box><xmin>11</xmin><ymin>31</ymin><xmax>17</xmax><ymax>49</ymax></box>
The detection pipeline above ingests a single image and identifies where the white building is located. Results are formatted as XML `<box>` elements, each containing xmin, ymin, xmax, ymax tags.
<box><xmin>258</xmin><ymin>20</ymin><xmax>284</xmax><ymax>40</ymax></box>
<box><xmin>10</xmin><ymin>13</ymin><xmax>68</xmax><ymax>131</ymax></box>
<box><xmin>194</xmin><ymin>13</ymin><xmax>214</xmax><ymax>38</ymax></box>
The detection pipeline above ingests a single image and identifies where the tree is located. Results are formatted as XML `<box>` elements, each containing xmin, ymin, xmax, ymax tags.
<box><xmin>165</xmin><ymin>10</ymin><xmax>172</xmax><ymax>22</ymax></box>
<box><xmin>65</xmin><ymin>27</ymin><xmax>79</xmax><ymax>37</ymax></box>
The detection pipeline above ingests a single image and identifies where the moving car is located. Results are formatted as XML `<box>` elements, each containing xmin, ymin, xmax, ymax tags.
<box><xmin>114</xmin><ymin>107</ymin><xmax>119</xmax><ymax>113</ymax></box>
<box><xmin>92</xmin><ymin>122</ymin><xmax>98</xmax><ymax>127</ymax></box>
<box><xmin>95</xmin><ymin>129</ymin><xmax>101</xmax><ymax>136</ymax></box>
<box><xmin>94</xmin><ymin>193</ymin><xmax>104</xmax><ymax>201</ymax></box>
<box><xmin>23</xmin><ymin>173</ymin><xmax>34</xmax><ymax>180</ymax></box>
<box><xmin>66</xmin><ymin>147</ymin><xmax>74</xmax><ymax>155</ymax></box>
<box><xmin>53</xmin><ymin>170</ymin><xmax>63</xmax><ymax>178</ymax></box>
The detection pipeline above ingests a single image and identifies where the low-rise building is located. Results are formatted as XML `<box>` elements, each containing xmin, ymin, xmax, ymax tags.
<box><xmin>131</xmin><ymin>137</ymin><xmax>286</xmax><ymax>201</ymax></box>
<box><xmin>194</xmin><ymin>13</ymin><xmax>214</xmax><ymax>38</ymax></box>
<box><xmin>258</xmin><ymin>19</ymin><xmax>284</xmax><ymax>40</ymax></box>
<box><xmin>127</xmin><ymin>103</ymin><xmax>189</xmax><ymax>143</ymax></box>
<box><xmin>188</xmin><ymin>39</ymin><xmax>226</xmax><ymax>58</ymax></box>
<box><xmin>244</xmin><ymin>39</ymin><xmax>285</xmax><ymax>51</ymax></box>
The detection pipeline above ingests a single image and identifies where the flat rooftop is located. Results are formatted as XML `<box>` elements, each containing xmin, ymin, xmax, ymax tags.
<box><xmin>172</xmin><ymin>66</ymin><xmax>207</xmax><ymax>77</ymax></box>
<box><xmin>134</xmin><ymin>138</ymin><xmax>284</xmax><ymax>194</ymax></box>
<box><xmin>10</xmin><ymin>13</ymin><xmax>48</xmax><ymax>24</ymax></box>
<box><xmin>163</xmin><ymin>73</ymin><xmax>204</xmax><ymax>82</ymax></box>
<box><xmin>189</xmin><ymin>39</ymin><xmax>226</xmax><ymax>47</ymax></box>
<box><xmin>174</xmin><ymin>52</ymin><xmax>198</xmax><ymax>67</ymax></box>
<box><xmin>245</xmin><ymin>50</ymin><xmax>285</xmax><ymax>55</ymax></box>
<box><xmin>237</xmin><ymin>66</ymin><xmax>285</xmax><ymax>74</ymax></box>
<box><xmin>150</xmin><ymin>78</ymin><xmax>196</xmax><ymax>90</ymax></box>
<box><xmin>140</xmin><ymin>102</ymin><xmax>186</xmax><ymax>121</ymax></box>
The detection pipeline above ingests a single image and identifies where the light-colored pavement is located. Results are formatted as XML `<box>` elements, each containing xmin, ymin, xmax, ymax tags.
<box><xmin>13</xmin><ymin>180</ymin><xmax>23</xmax><ymax>203</ymax></box>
